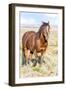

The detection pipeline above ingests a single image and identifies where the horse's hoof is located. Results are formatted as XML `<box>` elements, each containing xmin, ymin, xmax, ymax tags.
<box><xmin>42</xmin><ymin>60</ymin><xmax>45</xmax><ymax>64</ymax></box>
<box><xmin>32</xmin><ymin>63</ymin><xmax>36</xmax><ymax>67</ymax></box>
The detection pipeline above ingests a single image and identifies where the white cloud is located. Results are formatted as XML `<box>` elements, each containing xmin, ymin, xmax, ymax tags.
<box><xmin>45</xmin><ymin>13</ymin><xmax>58</xmax><ymax>18</ymax></box>
<box><xmin>43</xmin><ymin>13</ymin><xmax>58</xmax><ymax>26</ymax></box>
<box><xmin>20</xmin><ymin>17</ymin><xmax>36</xmax><ymax>25</ymax></box>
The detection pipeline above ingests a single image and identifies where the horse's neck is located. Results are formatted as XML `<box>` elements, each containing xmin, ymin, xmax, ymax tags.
<box><xmin>36</xmin><ymin>31</ymin><xmax>47</xmax><ymax>44</ymax></box>
<box><xmin>36</xmin><ymin>32</ymin><xmax>40</xmax><ymax>39</ymax></box>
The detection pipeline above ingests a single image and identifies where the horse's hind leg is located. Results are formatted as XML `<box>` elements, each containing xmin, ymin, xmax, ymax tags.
<box><xmin>22</xmin><ymin>50</ymin><xmax>26</xmax><ymax>66</ymax></box>
<box><xmin>24</xmin><ymin>48</ymin><xmax>30</xmax><ymax>65</ymax></box>
<box><xmin>22</xmin><ymin>48</ymin><xmax>28</xmax><ymax>66</ymax></box>
<box><xmin>22</xmin><ymin>53</ymin><xmax>26</xmax><ymax>65</ymax></box>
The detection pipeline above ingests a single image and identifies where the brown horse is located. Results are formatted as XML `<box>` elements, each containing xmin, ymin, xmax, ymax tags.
<box><xmin>22</xmin><ymin>22</ymin><xmax>50</xmax><ymax>66</ymax></box>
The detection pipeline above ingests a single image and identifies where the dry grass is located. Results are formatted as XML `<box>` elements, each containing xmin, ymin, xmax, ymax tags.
<box><xmin>19</xmin><ymin>26</ymin><xmax>58</xmax><ymax>78</ymax></box>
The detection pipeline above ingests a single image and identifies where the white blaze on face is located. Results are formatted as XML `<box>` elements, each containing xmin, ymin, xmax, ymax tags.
<box><xmin>44</xmin><ymin>26</ymin><xmax>50</xmax><ymax>40</ymax></box>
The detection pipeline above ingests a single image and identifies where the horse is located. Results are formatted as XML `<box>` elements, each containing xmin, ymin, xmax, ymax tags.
<box><xmin>22</xmin><ymin>21</ymin><xmax>50</xmax><ymax>66</ymax></box>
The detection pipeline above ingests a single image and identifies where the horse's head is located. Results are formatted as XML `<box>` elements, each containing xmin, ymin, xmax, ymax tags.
<box><xmin>39</xmin><ymin>21</ymin><xmax>50</xmax><ymax>41</ymax></box>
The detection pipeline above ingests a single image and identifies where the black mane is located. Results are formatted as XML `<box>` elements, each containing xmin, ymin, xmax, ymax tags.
<box><xmin>42</xmin><ymin>22</ymin><xmax>49</xmax><ymax>26</ymax></box>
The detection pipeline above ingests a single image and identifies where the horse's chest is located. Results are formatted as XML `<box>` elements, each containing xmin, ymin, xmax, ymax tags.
<box><xmin>35</xmin><ymin>39</ymin><xmax>47</xmax><ymax>52</ymax></box>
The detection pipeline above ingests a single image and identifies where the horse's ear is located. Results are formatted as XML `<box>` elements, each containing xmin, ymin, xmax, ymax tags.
<box><xmin>42</xmin><ymin>21</ymin><xmax>44</xmax><ymax>24</ymax></box>
<box><xmin>42</xmin><ymin>21</ymin><xmax>45</xmax><ymax>24</ymax></box>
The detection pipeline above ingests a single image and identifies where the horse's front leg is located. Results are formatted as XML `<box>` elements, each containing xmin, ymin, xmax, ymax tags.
<box><xmin>37</xmin><ymin>53</ymin><xmax>44</xmax><ymax>66</ymax></box>
<box><xmin>31</xmin><ymin>59</ymin><xmax>37</xmax><ymax>67</ymax></box>
<box><xmin>31</xmin><ymin>51</ymin><xmax>37</xmax><ymax>67</ymax></box>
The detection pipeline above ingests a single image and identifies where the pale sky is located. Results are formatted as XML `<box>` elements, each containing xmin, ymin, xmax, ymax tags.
<box><xmin>20</xmin><ymin>12</ymin><xmax>59</xmax><ymax>26</ymax></box>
